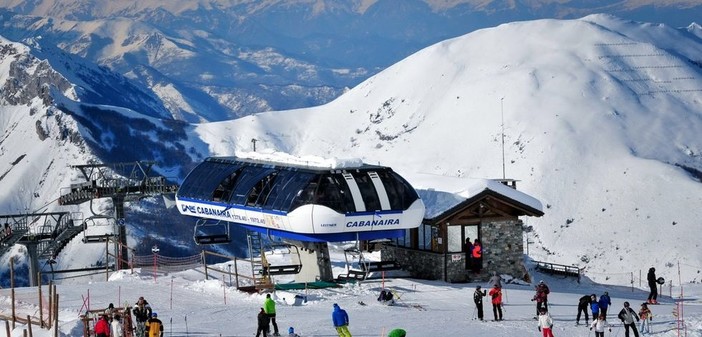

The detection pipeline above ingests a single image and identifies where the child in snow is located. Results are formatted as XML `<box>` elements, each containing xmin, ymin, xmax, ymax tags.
<box><xmin>590</xmin><ymin>314</ymin><xmax>611</xmax><ymax>337</ymax></box>
<box><xmin>257</xmin><ymin>308</ymin><xmax>270</xmax><ymax>337</ymax></box>
<box><xmin>638</xmin><ymin>303</ymin><xmax>653</xmax><ymax>334</ymax></box>
<box><xmin>537</xmin><ymin>308</ymin><xmax>554</xmax><ymax>337</ymax></box>
<box><xmin>287</xmin><ymin>326</ymin><xmax>300</xmax><ymax>337</ymax></box>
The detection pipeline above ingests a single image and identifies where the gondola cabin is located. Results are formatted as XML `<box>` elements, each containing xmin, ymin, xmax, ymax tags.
<box><xmin>175</xmin><ymin>156</ymin><xmax>425</xmax><ymax>242</ymax></box>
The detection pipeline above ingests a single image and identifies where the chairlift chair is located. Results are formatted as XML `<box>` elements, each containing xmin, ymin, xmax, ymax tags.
<box><xmin>261</xmin><ymin>245</ymin><xmax>302</xmax><ymax>275</ymax></box>
<box><xmin>193</xmin><ymin>219</ymin><xmax>231</xmax><ymax>245</ymax></box>
<box><xmin>82</xmin><ymin>215</ymin><xmax>117</xmax><ymax>243</ymax></box>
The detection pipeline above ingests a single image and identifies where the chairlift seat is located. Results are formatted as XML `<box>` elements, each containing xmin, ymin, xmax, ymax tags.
<box><xmin>262</xmin><ymin>264</ymin><xmax>302</xmax><ymax>275</ymax></box>
<box><xmin>361</xmin><ymin>260</ymin><xmax>401</xmax><ymax>273</ymax></box>
<box><xmin>82</xmin><ymin>234</ymin><xmax>111</xmax><ymax>243</ymax></box>
<box><xmin>337</xmin><ymin>269</ymin><xmax>368</xmax><ymax>282</ymax></box>
<box><xmin>194</xmin><ymin>234</ymin><xmax>231</xmax><ymax>245</ymax></box>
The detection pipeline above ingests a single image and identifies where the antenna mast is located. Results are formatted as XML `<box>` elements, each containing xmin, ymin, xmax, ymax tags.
<box><xmin>501</xmin><ymin>97</ymin><xmax>506</xmax><ymax>179</ymax></box>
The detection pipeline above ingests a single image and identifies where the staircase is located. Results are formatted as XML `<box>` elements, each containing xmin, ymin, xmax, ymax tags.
<box><xmin>247</xmin><ymin>230</ymin><xmax>273</xmax><ymax>290</ymax></box>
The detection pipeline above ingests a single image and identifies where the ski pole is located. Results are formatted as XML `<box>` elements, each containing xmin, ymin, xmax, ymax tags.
<box><xmin>471</xmin><ymin>306</ymin><xmax>476</xmax><ymax>320</ymax></box>
<box><xmin>169</xmin><ymin>317</ymin><xmax>172</xmax><ymax>337</ymax></box>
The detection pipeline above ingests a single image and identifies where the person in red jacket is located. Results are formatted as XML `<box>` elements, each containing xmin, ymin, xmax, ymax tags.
<box><xmin>95</xmin><ymin>314</ymin><xmax>111</xmax><ymax>337</ymax></box>
<box><xmin>488</xmin><ymin>284</ymin><xmax>503</xmax><ymax>321</ymax></box>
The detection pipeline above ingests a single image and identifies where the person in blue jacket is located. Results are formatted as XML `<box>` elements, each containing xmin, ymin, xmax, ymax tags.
<box><xmin>598</xmin><ymin>291</ymin><xmax>612</xmax><ymax>318</ymax></box>
<box><xmin>331</xmin><ymin>303</ymin><xmax>352</xmax><ymax>337</ymax></box>
<box><xmin>590</xmin><ymin>294</ymin><xmax>600</xmax><ymax>319</ymax></box>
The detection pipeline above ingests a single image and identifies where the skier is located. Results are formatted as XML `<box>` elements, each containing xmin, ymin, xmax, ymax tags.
<box><xmin>95</xmin><ymin>314</ymin><xmax>111</xmax><ymax>337</ymax></box>
<box><xmin>473</xmin><ymin>285</ymin><xmax>486</xmax><ymax>321</ymax></box>
<box><xmin>590</xmin><ymin>294</ymin><xmax>600</xmax><ymax>320</ymax></box>
<box><xmin>647</xmin><ymin>268</ymin><xmax>658</xmax><ymax>304</ymax></box>
<box><xmin>387</xmin><ymin>328</ymin><xmax>406</xmax><ymax>337</ymax></box>
<box><xmin>590</xmin><ymin>314</ymin><xmax>611</xmax><ymax>337</ymax></box>
<box><xmin>111</xmin><ymin>314</ymin><xmax>124</xmax><ymax>337</ymax></box>
<box><xmin>264</xmin><ymin>293</ymin><xmax>280</xmax><ymax>336</ymax></box>
<box><xmin>599</xmin><ymin>292</ymin><xmax>612</xmax><ymax>318</ymax></box>
<box><xmin>638</xmin><ymin>303</ymin><xmax>652</xmax><ymax>334</ymax></box>
<box><xmin>617</xmin><ymin>301</ymin><xmax>640</xmax><ymax>337</ymax></box>
<box><xmin>145</xmin><ymin>312</ymin><xmax>163</xmax><ymax>337</ymax></box>
<box><xmin>576</xmin><ymin>294</ymin><xmax>592</xmax><ymax>325</ymax></box>
<box><xmin>256</xmin><ymin>308</ymin><xmax>270</xmax><ymax>337</ymax></box>
<box><xmin>532</xmin><ymin>280</ymin><xmax>550</xmax><ymax>317</ymax></box>
<box><xmin>133</xmin><ymin>297</ymin><xmax>152</xmax><ymax>337</ymax></box>
<box><xmin>488</xmin><ymin>284</ymin><xmax>503</xmax><ymax>321</ymax></box>
<box><xmin>331</xmin><ymin>303</ymin><xmax>352</xmax><ymax>337</ymax></box>
<box><xmin>537</xmin><ymin>308</ymin><xmax>554</xmax><ymax>337</ymax></box>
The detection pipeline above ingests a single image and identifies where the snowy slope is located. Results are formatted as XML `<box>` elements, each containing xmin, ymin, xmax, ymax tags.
<box><xmin>2</xmin><ymin>247</ymin><xmax>701</xmax><ymax>337</ymax></box>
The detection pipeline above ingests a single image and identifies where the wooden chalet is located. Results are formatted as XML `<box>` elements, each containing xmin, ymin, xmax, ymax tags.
<box><xmin>382</xmin><ymin>178</ymin><xmax>544</xmax><ymax>282</ymax></box>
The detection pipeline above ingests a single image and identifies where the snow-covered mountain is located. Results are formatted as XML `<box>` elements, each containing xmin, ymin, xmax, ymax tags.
<box><xmin>0</xmin><ymin>0</ymin><xmax>699</xmax><ymax>122</ymax></box>
<box><xmin>1</xmin><ymin>14</ymin><xmax>702</xmax><ymax>287</ymax></box>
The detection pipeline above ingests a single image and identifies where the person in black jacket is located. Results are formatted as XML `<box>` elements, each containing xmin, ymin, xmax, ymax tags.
<box><xmin>647</xmin><ymin>267</ymin><xmax>658</xmax><ymax>304</ymax></box>
<box><xmin>133</xmin><ymin>297</ymin><xmax>152</xmax><ymax>337</ymax></box>
<box><xmin>256</xmin><ymin>308</ymin><xmax>270</xmax><ymax>337</ymax></box>
<box><xmin>576</xmin><ymin>294</ymin><xmax>592</xmax><ymax>325</ymax></box>
<box><xmin>473</xmin><ymin>285</ymin><xmax>486</xmax><ymax>321</ymax></box>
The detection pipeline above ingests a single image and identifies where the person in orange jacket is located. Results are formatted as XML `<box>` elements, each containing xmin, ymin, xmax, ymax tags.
<box><xmin>488</xmin><ymin>284</ymin><xmax>503</xmax><ymax>321</ymax></box>
<box><xmin>471</xmin><ymin>239</ymin><xmax>483</xmax><ymax>272</ymax></box>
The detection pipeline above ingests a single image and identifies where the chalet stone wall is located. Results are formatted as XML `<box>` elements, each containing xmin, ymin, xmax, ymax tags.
<box><xmin>480</xmin><ymin>219</ymin><xmax>527</xmax><ymax>281</ymax></box>
<box><xmin>382</xmin><ymin>245</ymin><xmax>444</xmax><ymax>280</ymax></box>
<box><xmin>383</xmin><ymin>219</ymin><xmax>527</xmax><ymax>282</ymax></box>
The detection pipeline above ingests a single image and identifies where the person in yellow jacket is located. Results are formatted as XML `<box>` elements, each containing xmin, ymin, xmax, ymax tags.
<box><xmin>264</xmin><ymin>294</ymin><xmax>280</xmax><ymax>336</ymax></box>
<box><xmin>145</xmin><ymin>312</ymin><xmax>163</xmax><ymax>337</ymax></box>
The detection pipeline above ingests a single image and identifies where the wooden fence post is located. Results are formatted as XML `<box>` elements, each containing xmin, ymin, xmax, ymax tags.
<box><xmin>38</xmin><ymin>275</ymin><xmax>43</xmax><ymax>328</ymax></box>
<box><xmin>11</xmin><ymin>258</ymin><xmax>15</xmax><ymax>329</ymax></box>
<box><xmin>5</xmin><ymin>321</ymin><xmax>10</xmax><ymax>337</ymax></box>
<box><xmin>53</xmin><ymin>294</ymin><xmax>59</xmax><ymax>337</ymax></box>
<box><xmin>26</xmin><ymin>315</ymin><xmax>32</xmax><ymax>337</ymax></box>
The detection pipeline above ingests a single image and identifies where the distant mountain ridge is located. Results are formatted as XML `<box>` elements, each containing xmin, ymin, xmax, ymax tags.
<box><xmin>0</xmin><ymin>0</ymin><xmax>700</xmax><ymax>122</ymax></box>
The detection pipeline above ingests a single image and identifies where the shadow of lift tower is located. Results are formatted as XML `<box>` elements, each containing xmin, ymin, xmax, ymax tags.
<box><xmin>58</xmin><ymin>161</ymin><xmax>178</xmax><ymax>269</ymax></box>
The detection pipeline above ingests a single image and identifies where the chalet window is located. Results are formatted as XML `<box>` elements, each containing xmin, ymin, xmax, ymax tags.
<box><xmin>448</xmin><ymin>225</ymin><xmax>462</xmax><ymax>253</ymax></box>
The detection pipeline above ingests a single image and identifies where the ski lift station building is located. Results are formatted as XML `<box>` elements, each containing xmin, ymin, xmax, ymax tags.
<box><xmin>176</xmin><ymin>154</ymin><xmax>543</xmax><ymax>283</ymax></box>
<box><xmin>384</xmin><ymin>174</ymin><xmax>544</xmax><ymax>283</ymax></box>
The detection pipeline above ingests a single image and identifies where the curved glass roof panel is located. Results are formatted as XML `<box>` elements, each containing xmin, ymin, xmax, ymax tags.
<box><xmin>177</xmin><ymin>159</ymin><xmax>241</xmax><ymax>200</ymax></box>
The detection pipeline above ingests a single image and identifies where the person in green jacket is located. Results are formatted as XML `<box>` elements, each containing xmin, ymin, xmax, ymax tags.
<box><xmin>388</xmin><ymin>328</ymin><xmax>406</xmax><ymax>337</ymax></box>
<box><xmin>263</xmin><ymin>294</ymin><xmax>280</xmax><ymax>336</ymax></box>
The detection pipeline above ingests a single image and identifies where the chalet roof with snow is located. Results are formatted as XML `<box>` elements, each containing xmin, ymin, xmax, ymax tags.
<box><xmin>403</xmin><ymin>173</ymin><xmax>544</xmax><ymax>221</ymax></box>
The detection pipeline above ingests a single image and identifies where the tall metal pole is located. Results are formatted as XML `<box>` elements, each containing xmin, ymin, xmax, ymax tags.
<box><xmin>501</xmin><ymin>97</ymin><xmax>506</xmax><ymax>179</ymax></box>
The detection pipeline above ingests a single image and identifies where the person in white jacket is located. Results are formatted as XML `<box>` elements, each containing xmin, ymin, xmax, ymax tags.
<box><xmin>537</xmin><ymin>308</ymin><xmax>555</xmax><ymax>337</ymax></box>
<box><xmin>111</xmin><ymin>314</ymin><xmax>124</xmax><ymax>337</ymax></box>
<box><xmin>590</xmin><ymin>314</ymin><xmax>611</xmax><ymax>337</ymax></box>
